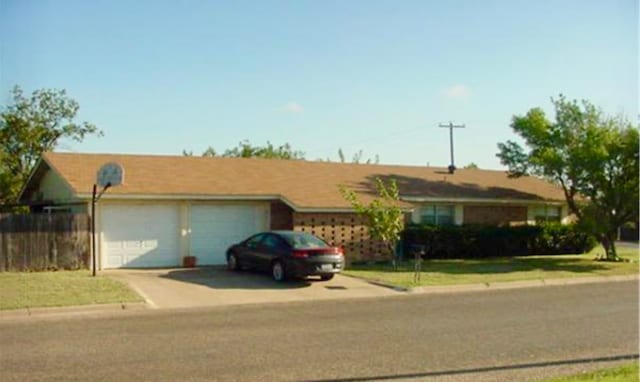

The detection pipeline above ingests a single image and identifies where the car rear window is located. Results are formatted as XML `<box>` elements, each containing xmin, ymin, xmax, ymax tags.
<box><xmin>279</xmin><ymin>232</ymin><xmax>328</xmax><ymax>249</ymax></box>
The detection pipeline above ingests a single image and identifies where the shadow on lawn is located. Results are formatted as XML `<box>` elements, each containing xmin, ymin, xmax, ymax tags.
<box><xmin>355</xmin><ymin>257</ymin><xmax>611</xmax><ymax>275</ymax></box>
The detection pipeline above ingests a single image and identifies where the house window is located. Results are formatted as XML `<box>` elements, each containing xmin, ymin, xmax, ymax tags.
<box><xmin>533</xmin><ymin>206</ymin><xmax>561</xmax><ymax>223</ymax></box>
<box><xmin>417</xmin><ymin>205</ymin><xmax>454</xmax><ymax>225</ymax></box>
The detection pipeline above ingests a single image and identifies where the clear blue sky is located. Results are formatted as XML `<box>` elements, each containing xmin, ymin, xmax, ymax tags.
<box><xmin>1</xmin><ymin>0</ymin><xmax>637</xmax><ymax>169</ymax></box>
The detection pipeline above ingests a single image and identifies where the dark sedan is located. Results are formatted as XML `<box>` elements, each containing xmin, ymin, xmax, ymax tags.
<box><xmin>226</xmin><ymin>231</ymin><xmax>344</xmax><ymax>282</ymax></box>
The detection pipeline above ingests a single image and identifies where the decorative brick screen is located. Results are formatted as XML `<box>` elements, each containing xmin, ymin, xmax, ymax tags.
<box><xmin>292</xmin><ymin>212</ymin><xmax>386</xmax><ymax>263</ymax></box>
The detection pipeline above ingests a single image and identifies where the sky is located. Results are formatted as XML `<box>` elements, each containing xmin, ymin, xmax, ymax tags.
<box><xmin>1</xmin><ymin>0</ymin><xmax>637</xmax><ymax>169</ymax></box>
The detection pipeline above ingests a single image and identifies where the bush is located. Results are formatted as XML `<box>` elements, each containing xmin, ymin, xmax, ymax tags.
<box><xmin>530</xmin><ymin>223</ymin><xmax>598</xmax><ymax>255</ymax></box>
<box><xmin>401</xmin><ymin>223</ymin><xmax>597</xmax><ymax>259</ymax></box>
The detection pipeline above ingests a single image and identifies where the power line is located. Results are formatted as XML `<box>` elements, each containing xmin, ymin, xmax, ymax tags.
<box><xmin>304</xmin><ymin>125</ymin><xmax>426</xmax><ymax>157</ymax></box>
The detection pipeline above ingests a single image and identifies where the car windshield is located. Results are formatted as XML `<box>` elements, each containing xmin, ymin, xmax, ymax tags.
<box><xmin>279</xmin><ymin>232</ymin><xmax>328</xmax><ymax>249</ymax></box>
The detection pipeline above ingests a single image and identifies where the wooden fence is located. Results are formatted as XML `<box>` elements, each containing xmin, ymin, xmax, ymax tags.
<box><xmin>0</xmin><ymin>213</ymin><xmax>90</xmax><ymax>272</ymax></box>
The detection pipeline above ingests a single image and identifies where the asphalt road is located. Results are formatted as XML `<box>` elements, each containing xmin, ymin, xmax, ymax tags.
<box><xmin>1</xmin><ymin>281</ymin><xmax>638</xmax><ymax>382</ymax></box>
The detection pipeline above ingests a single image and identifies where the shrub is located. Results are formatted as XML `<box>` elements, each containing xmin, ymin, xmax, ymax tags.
<box><xmin>401</xmin><ymin>223</ymin><xmax>596</xmax><ymax>259</ymax></box>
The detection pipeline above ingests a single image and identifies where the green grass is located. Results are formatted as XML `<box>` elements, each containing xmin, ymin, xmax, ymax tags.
<box><xmin>540</xmin><ymin>362</ymin><xmax>639</xmax><ymax>382</ymax></box>
<box><xmin>344</xmin><ymin>246</ymin><xmax>639</xmax><ymax>288</ymax></box>
<box><xmin>0</xmin><ymin>270</ymin><xmax>143</xmax><ymax>310</ymax></box>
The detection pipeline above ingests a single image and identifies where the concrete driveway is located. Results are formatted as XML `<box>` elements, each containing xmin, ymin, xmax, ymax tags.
<box><xmin>104</xmin><ymin>267</ymin><xmax>399</xmax><ymax>309</ymax></box>
<box><xmin>616</xmin><ymin>240</ymin><xmax>639</xmax><ymax>249</ymax></box>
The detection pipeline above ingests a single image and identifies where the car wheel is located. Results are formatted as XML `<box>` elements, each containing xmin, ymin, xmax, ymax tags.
<box><xmin>227</xmin><ymin>253</ymin><xmax>240</xmax><ymax>271</ymax></box>
<box><xmin>271</xmin><ymin>261</ymin><xmax>286</xmax><ymax>282</ymax></box>
<box><xmin>320</xmin><ymin>274</ymin><xmax>334</xmax><ymax>281</ymax></box>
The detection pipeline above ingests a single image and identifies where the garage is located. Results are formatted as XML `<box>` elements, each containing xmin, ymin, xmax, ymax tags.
<box><xmin>101</xmin><ymin>203</ymin><xmax>180</xmax><ymax>268</ymax></box>
<box><xmin>190</xmin><ymin>204</ymin><xmax>267</xmax><ymax>265</ymax></box>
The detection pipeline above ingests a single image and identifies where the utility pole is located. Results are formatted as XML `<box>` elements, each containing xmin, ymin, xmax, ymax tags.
<box><xmin>439</xmin><ymin>121</ymin><xmax>466</xmax><ymax>174</ymax></box>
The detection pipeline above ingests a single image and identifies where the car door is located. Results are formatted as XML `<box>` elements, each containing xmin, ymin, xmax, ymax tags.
<box><xmin>254</xmin><ymin>233</ymin><xmax>289</xmax><ymax>270</ymax></box>
<box><xmin>240</xmin><ymin>233</ymin><xmax>266</xmax><ymax>268</ymax></box>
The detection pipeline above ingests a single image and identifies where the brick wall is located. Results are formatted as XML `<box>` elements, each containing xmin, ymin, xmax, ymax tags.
<box><xmin>269</xmin><ymin>201</ymin><xmax>293</xmax><ymax>230</ymax></box>
<box><xmin>287</xmin><ymin>206</ymin><xmax>529</xmax><ymax>260</ymax></box>
<box><xmin>291</xmin><ymin>212</ymin><xmax>387</xmax><ymax>263</ymax></box>
<box><xmin>463</xmin><ymin>205</ymin><xmax>528</xmax><ymax>225</ymax></box>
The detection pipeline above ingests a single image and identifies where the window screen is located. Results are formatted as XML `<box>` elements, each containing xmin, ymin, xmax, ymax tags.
<box><xmin>534</xmin><ymin>206</ymin><xmax>561</xmax><ymax>222</ymax></box>
<box><xmin>418</xmin><ymin>205</ymin><xmax>454</xmax><ymax>225</ymax></box>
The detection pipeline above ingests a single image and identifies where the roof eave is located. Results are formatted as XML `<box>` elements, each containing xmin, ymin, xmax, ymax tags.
<box><xmin>18</xmin><ymin>154</ymin><xmax>80</xmax><ymax>203</ymax></box>
<box><xmin>17</xmin><ymin>157</ymin><xmax>45</xmax><ymax>202</ymax></box>
<box><xmin>400</xmin><ymin>196</ymin><xmax>566</xmax><ymax>205</ymax></box>
<box><xmin>75</xmin><ymin>192</ymin><xmax>299</xmax><ymax>209</ymax></box>
<box><xmin>73</xmin><ymin>192</ymin><xmax>414</xmax><ymax>213</ymax></box>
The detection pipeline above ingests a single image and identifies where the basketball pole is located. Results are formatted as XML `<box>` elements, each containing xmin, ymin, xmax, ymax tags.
<box><xmin>94</xmin><ymin>161</ymin><xmax>122</xmax><ymax>275</ymax></box>
<box><xmin>91</xmin><ymin>182</ymin><xmax>111</xmax><ymax>277</ymax></box>
<box><xmin>91</xmin><ymin>184</ymin><xmax>97</xmax><ymax>277</ymax></box>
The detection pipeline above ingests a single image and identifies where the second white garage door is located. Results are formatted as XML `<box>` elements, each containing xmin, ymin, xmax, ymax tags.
<box><xmin>190</xmin><ymin>204</ymin><xmax>267</xmax><ymax>265</ymax></box>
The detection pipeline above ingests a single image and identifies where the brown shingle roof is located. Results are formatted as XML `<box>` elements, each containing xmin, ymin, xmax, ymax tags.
<box><xmin>39</xmin><ymin>152</ymin><xmax>565</xmax><ymax>209</ymax></box>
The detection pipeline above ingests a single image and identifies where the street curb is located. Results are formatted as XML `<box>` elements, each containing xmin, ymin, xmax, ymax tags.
<box><xmin>360</xmin><ymin>279</ymin><xmax>411</xmax><ymax>292</ymax></box>
<box><xmin>0</xmin><ymin>301</ymin><xmax>148</xmax><ymax>321</ymax></box>
<box><xmin>350</xmin><ymin>274</ymin><xmax>639</xmax><ymax>295</ymax></box>
<box><xmin>118</xmin><ymin>279</ymin><xmax>159</xmax><ymax>309</ymax></box>
<box><xmin>2</xmin><ymin>274</ymin><xmax>636</xmax><ymax>320</ymax></box>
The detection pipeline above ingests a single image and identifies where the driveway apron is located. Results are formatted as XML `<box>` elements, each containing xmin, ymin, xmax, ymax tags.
<box><xmin>104</xmin><ymin>268</ymin><xmax>399</xmax><ymax>309</ymax></box>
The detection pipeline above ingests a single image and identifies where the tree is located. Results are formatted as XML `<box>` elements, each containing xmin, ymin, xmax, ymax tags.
<box><xmin>222</xmin><ymin>140</ymin><xmax>304</xmax><ymax>159</ymax></box>
<box><xmin>183</xmin><ymin>142</ymin><xmax>302</xmax><ymax>159</ymax></box>
<box><xmin>340</xmin><ymin>178</ymin><xmax>404</xmax><ymax>266</ymax></box>
<box><xmin>0</xmin><ymin>148</ymin><xmax>12</xmax><ymax>204</ymax></box>
<box><xmin>464</xmin><ymin>162</ymin><xmax>479</xmax><ymax>169</ymax></box>
<box><xmin>352</xmin><ymin>150</ymin><xmax>363</xmax><ymax>164</ymax></box>
<box><xmin>182</xmin><ymin>146</ymin><xmax>217</xmax><ymax>157</ymax></box>
<box><xmin>202</xmin><ymin>146</ymin><xmax>217</xmax><ymax>157</ymax></box>
<box><xmin>0</xmin><ymin>86</ymin><xmax>101</xmax><ymax>204</ymax></box>
<box><xmin>337</xmin><ymin>148</ymin><xmax>380</xmax><ymax>164</ymax></box>
<box><xmin>497</xmin><ymin>95</ymin><xmax>639</xmax><ymax>261</ymax></box>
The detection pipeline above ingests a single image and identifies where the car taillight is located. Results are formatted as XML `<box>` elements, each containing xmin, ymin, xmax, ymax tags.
<box><xmin>292</xmin><ymin>250</ymin><xmax>308</xmax><ymax>258</ymax></box>
<box><xmin>335</xmin><ymin>247</ymin><xmax>344</xmax><ymax>256</ymax></box>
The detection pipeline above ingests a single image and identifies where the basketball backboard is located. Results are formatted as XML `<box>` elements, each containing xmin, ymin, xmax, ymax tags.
<box><xmin>96</xmin><ymin>162</ymin><xmax>124</xmax><ymax>188</ymax></box>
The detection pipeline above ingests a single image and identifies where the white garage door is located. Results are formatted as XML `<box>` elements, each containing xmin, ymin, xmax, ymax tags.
<box><xmin>190</xmin><ymin>204</ymin><xmax>267</xmax><ymax>265</ymax></box>
<box><xmin>102</xmin><ymin>204</ymin><xmax>180</xmax><ymax>269</ymax></box>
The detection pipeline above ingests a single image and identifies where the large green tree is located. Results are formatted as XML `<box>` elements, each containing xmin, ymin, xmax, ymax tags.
<box><xmin>497</xmin><ymin>95</ymin><xmax>639</xmax><ymax>261</ymax></box>
<box><xmin>0</xmin><ymin>86</ymin><xmax>101</xmax><ymax>204</ymax></box>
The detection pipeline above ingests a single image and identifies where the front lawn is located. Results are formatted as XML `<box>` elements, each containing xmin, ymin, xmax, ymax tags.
<box><xmin>540</xmin><ymin>362</ymin><xmax>638</xmax><ymax>382</ymax></box>
<box><xmin>0</xmin><ymin>270</ymin><xmax>143</xmax><ymax>310</ymax></box>
<box><xmin>343</xmin><ymin>246</ymin><xmax>638</xmax><ymax>288</ymax></box>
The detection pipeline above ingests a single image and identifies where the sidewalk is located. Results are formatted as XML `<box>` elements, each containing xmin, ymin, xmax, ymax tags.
<box><xmin>361</xmin><ymin>274</ymin><xmax>639</xmax><ymax>293</ymax></box>
<box><xmin>1</xmin><ymin>273</ymin><xmax>637</xmax><ymax>321</ymax></box>
<box><xmin>0</xmin><ymin>301</ymin><xmax>147</xmax><ymax>321</ymax></box>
